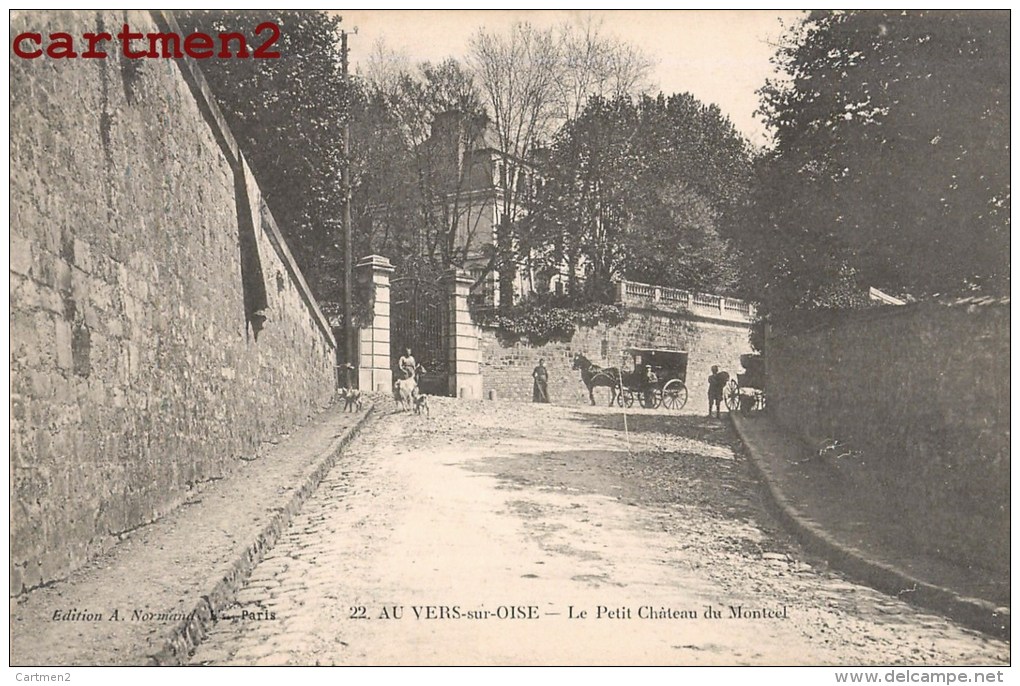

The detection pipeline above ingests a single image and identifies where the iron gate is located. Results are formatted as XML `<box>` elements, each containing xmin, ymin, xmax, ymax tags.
<box><xmin>390</xmin><ymin>275</ymin><xmax>449</xmax><ymax>396</ymax></box>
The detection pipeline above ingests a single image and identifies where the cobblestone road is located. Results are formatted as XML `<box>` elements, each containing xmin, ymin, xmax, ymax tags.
<box><xmin>189</xmin><ymin>398</ymin><xmax>1008</xmax><ymax>666</ymax></box>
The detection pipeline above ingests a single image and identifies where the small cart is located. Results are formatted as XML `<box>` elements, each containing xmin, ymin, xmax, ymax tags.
<box><xmin>725</xmin><ymin>353</ymin><xmax>766</xmax><ymax>414</ymax></box>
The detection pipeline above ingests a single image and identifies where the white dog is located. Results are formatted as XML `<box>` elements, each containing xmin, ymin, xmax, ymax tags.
<box><xmin>393</xmin><ymin>376</ymin><xmax>417</xmax><ymax>412</ymax></box>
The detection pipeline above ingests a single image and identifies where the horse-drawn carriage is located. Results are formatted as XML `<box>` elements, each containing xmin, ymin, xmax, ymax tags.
<box><xmin>573</xmin><ymin>348</ymin><xmax>689</xmax><ymax>411</ymax></box>
<box><xmin>619</xmin><ymin>348</ymin><xmax>689</xmax><ymax>410</ymax></box>
<box><xmin>725</xmin><ymin>353</ymin><xmax>766</xmax><ymax>414</ymax></box>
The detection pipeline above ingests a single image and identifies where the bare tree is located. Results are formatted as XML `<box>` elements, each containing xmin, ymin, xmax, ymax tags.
<box><xmin>358</xmin><ymin>38</ymin><xmax>410</xmax><ymax>102</ymax></box>
<box><xmin>467</xmin><ymin>19</ymin><xmax>655</xmax><ymax>304</ymax></box>
<box><xmin>556</xmin><ymin>16</ymin><xmax>657</xmax><ymax>121</ymax></box>
<box><xmin>355</xmin><ymin>53</ymin><xmax>492</xmax><ymax>273</ymax></box>
<box><xmin>469</xmin><ymin>23</ymin><xmax>562</xmax><ymax>162</ymax></box>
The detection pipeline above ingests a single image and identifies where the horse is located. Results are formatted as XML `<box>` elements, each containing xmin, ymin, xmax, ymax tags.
<box><xmin>572</xmin><ymin>353</ymin><xmax>622</xmax><ymax>406</ymax></box>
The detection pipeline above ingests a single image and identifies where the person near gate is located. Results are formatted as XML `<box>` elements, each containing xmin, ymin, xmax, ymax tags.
<box><xmin>398</xmin><ymin>348</ymin><xmax>417</xmax><ymax>381</ymax></box>
<box><xmin>339</xmin><ymin>361</ymin><xmax>356</xmax><ymax>389</ymax></box>
<box><xmin>532</xmin><ymin>358</ymin><xmax>550</xmax><ymax>403</ymax></box>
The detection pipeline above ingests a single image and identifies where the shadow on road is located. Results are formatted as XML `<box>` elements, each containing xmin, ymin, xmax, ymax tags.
<box><xmin>463</xmin><ymin>445</ymin><xmax>765</xmax><ymax>526</ymax></box>
<box><xmin>567</xmin><ymin>409</ymin><xmax>739</xmax><ymax>450</ymax></box>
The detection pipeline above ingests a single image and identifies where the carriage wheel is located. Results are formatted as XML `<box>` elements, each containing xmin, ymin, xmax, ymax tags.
<box><xmin>639</xmin><ymin>389</ymin><xmax>661</xmax><ymax>409</ymax></box>
<box><xmin>661</xmin><ymin>380</ymin><xmax>688</xmax><ymax>411</ymax></box>
<box><xmin>724</xmin><ymin>380</ymin><xmax>741</xmax><ymax>411</ymax></box>
<box><xmin>617</xmin><ymin>389</ymin><xmax>635</xmax><ymax>408</ymax></box>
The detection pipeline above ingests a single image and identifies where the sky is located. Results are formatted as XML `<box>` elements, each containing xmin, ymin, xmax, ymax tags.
<box><xmin>337</xmin><ymin>10</ymin><xmax>805</xmax><ymax>148</ymax></box>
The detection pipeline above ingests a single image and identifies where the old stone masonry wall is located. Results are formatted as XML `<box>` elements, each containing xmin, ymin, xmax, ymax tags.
<box><xmin>479</xmin><ymin>309</ymin><xmax>753</xmax><ymax>412</ymax></box>
<box><xmin>10</xmin><ymin>10</ymin><xmax>337</xmax><ymax>594</ymax></box>
<box><xmin>767</xmin><ymin>301</ymin><xmax>1010</xmax><ymax>575</ymax></box>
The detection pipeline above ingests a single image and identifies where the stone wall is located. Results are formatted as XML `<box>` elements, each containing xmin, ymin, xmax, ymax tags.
<box><xmin>479</xmin><ymin>305</ymin><xmax>753</xmax><ymax>411</ymax></box>
<box><xmin>10</xmin><ymin>10</ymin><xmax>337</xmax><ymax>594</ymax></box>
<box><xmin>767</xmin><ymin>301</ymin><xmax>1009</xmax><ymax>574</ymax></box>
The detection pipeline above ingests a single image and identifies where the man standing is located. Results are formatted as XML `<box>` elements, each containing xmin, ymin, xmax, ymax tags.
<box><xmin>532</xmin><ymin>359</ymin><xmax>550</xmax><ymax>403</ymax></box>
<box><xmin>339</xmin><ymin>361</ymin><xmax>356</xmax><ymax>389</ymax></box>
<box><xmin>708</xmin><ymin>365</ymin><xmax>727</xmax><ymax>418</ymax></box>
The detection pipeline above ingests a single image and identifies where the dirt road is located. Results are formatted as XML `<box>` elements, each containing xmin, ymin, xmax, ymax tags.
<box><xmin>188</xmin><ymin>398</ymin><xmax>1008</xmax><ymax>666</ymax></box>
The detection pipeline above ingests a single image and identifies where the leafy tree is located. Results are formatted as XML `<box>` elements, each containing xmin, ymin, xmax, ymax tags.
<box><xmin>634</xmin><ymin>94</ymin><xmax>755</xmax><ymax>240</ymax></box>
<box><xmin>526</xmin><ymin>94</ymin><xmax>753</xmax><ymax>302</ymax></box>
<box><xmin>627</xmin><ymin>182</ymin><xmax>740</xmax><ymax>293</ymax></box>
<box><xmin>176</xmin><ymin>10</ymin><xmax>357</xmax><ymax>323</ymax></box>
<box><xmin>348</xmin><ymin>87</ymin><xmax>418</xmax><ymax>266</ymax></box>
<box><xmin>751</xmin><ymin>10</ymin><xmax>1009</xmax><ymax>324</ymax></box>
<box><xmin>526</xmin><ymin>96</ymin><xmax>641</xmax><ymax>301</ymax></box>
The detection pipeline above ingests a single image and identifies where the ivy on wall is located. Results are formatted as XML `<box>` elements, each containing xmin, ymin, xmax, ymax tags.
<box><xmin>473</xmin><ymin>294</ymin><xmax>626</xmax><ymax>346</ymax></box>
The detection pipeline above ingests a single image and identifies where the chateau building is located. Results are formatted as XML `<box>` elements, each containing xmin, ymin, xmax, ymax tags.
<box><xmin>369</xmin><ymin>110</ymin><xmax>554</xmax><ymax>306</ymax></box>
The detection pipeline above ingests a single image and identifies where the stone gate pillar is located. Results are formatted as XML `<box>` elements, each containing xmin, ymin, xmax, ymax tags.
<box><xmin>441</xmin><ymin>269</ymin><xmax>482</xmax><ymax>399</ymax></box>
<box><xmin>355</xmin><ymin>255</ymin><xmax>394</xmax><ymax>392</ymax></box>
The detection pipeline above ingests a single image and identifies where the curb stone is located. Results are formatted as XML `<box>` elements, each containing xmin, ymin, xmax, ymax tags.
<box><xmin>730</xmin><ymin>413</ymin><xmax>1010</xmax><ymax>641</ymax></box>
<box><xmin>150</xmin><ymin>404</ymin><xmax>376</xmax><ymax>665</ymax></box>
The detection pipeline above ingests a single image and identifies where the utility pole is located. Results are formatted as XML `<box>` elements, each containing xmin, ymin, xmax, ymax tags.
<box><xmin>340</xmin><ymin>26</ymin><xmax>356</xmax><ymax>376</ymax></box>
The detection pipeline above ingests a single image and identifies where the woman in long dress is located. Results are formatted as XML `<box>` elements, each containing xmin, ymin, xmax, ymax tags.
<box><xmin>532</xmin><ymin>359</ymin><xmax>550</xmax><ymax>403</ymax></box>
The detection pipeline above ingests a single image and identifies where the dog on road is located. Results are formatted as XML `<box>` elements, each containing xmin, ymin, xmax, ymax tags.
<box><xmin>339</xmin><ymin>387</ymin><xmax>363</xmax><ymax>412</ymax></box>
<box><xmin>413</xmin><ymin>392</ymin><xmax>430</xmax><ymax>417</ymax></box>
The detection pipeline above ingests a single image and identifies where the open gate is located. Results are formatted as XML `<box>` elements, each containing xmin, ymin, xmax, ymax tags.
<box><xmin>390</xmin><ymin>275</ymin><xmax>449</xmax><ymax>396</ymax></box>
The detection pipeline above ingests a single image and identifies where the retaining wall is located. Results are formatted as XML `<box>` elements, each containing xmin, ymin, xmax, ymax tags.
<box><xmin>479</xmin><ymin>306</ymin><xmax>752</xmax><ymax>411</ymax></box>
<box><xmin>767</xmin><ymin>301</ymin><xmax>1010</xmax><ymax>574</ymax></box>
<box><xmin>10</xmin><ymin>10</ymin><xmax>338</xmax><ymax>593</ymax></box>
